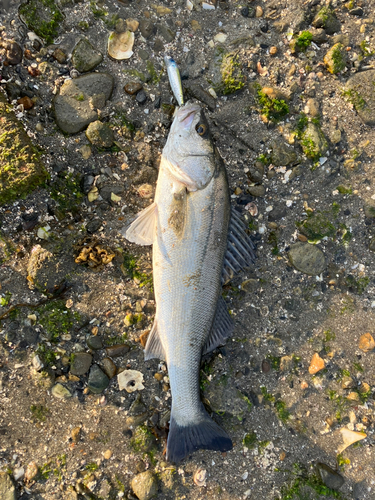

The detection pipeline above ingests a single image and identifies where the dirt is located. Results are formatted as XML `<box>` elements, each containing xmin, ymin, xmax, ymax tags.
<box><xmin>1</xmin><ymin>0</ymin><xmax>375</xmax><ymax>499</ymax></box>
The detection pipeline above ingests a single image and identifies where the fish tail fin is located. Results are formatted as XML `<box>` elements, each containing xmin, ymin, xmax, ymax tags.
<box><xmin>166</xmin><ymin>408</ymin><xmax>232</xmax><ymax>463</ymax></box>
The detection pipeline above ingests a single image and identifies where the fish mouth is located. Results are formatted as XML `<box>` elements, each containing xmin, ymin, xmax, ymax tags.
<box><xmin>177</xmin><ymin>104</ymin><xmax>201</xmax><ymax>127</ymax></box>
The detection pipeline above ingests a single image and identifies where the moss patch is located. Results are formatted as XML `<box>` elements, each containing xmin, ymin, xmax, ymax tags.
<box><xmin>213</xmin><ymin>50</ymin><xmax>245</xmax><ymax>95</ymax></box>
<box><xmin>0</xmin><ymin>90</ymin><xmax>48</xmax><ymax>206</ymax></box>
<box><xmin>37</xmin><ymin>299</ymin><xmax>81</xmax><ymax>343</ymax></box>
<box><xmin>18</xmin><ymin>0</ymin><xmax>63</xmax><ymax>45</ymax></box>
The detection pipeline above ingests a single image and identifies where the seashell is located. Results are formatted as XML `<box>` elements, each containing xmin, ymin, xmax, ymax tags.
<box><xmin>108</xmin><ymin>30</ymin><xmax>134</xmax><ymax>60</ymax></box>
<box><xmin>338</xmin><ymin>428</ymin><xmax>366</xmax><ymax>453</ymax></box>
<box><xmin>245</xmin><ymin>202</ymin><xmax>258</xmax><ymax>216</ymax></box>
<box><xmin>117</xmin><ymin>369</ymin><xmax>145</xmax><ymax>393</ymax></box>
<box><xmin>193</xmin><ymin>468</ymin><xmax>207</xmax><ymax>487</ymax></box>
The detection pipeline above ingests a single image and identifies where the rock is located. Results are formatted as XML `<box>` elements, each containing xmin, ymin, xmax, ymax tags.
<box><xmin>52</xmin><ymin>47</ymin><xmax>67</xmax><ymax>63</ymax></box>
<box><xmin>311</xmin><ymin>28</ymin><xmax>328</xmax><ymax>44</ymax></box>
<box><xmin>108</xmin><ymin>30</ymin><xmax>134</xmax><ymax>60</ymax></box>
<box><xmin>71</xmin><ymin>426</ymin><xmax>81</xmax><ymax>443</ymax></box>
<box><xmin>158</xmin><ymin>24</ymin><xmax>175</xmax><ymax>43</ymax></box>
<box><xmin>19</xmin><ymin>0</ymin><xmax>63</xmax><ymax>44</ymax></box>
<box><xmin>267</xmin><ymin>204</ymin><xmax>287</xmax><ymax>221</ymax></box>
<box><xmin>131</xmin><ymin>470</ymin><xmax>158</xmax><ymax>500</ymax></box>
<box><xmin>25</xmin><ymin>461</ymin><xmax>38</xmax><ymax>482</ymax></box>
<box><xmin>17</xmin><ymin>96</ymin><xmax>34</xmax><ymax>110</ymax></box>
<box><xmin>5</xmin><ymin>82</ymin><xmax>21</xmax><ymax>100</ymax></box>
<box><xmin>312</xmin><ymin>6</ymin><xmax>341</xmax><ymax>35</ymax></box>
<box><xmin>88</xmin><ymin>364</ymin><xmax>110</xmax><ymax>393</ymax></box>
<box><xmin>359</xmin><ymin>333</ymin><xmax>375</xmax><ymax>352</ymax></box>
<box><xmin>86</xmin><ymin>336</ymin><xmax>103</xmax><ymax>350</ymax></box>
<box><xmin>136</xmin><ymin>90</ymin><xmax>147</xmax><ymax>104</ymax></box>
<box><xmin>54</xmin><ymin>72</ymin><xmax>114</xmax><ymax>134</ymax></box>
<box><xmin>86</xmin><ymin>121</ymin><xmax>114</xmax><ymax>148</ymax></box>
<box><xmin>345</xmin><ymin>70</ymin><xmax>375</xmax><ymax>126</ymax></box>
<box><xmin>0</xmin><ymin>472</ymin><xmax>16</xmax><ymax>500</ymax></box>
<box><xmin>182</xmin><ymin>81</ymin><xmax>216</xmax><ymax>111</ymax></box>
<box><xmin>71</xmin><ymin>38</ymin><xmax>103</xmax><ymax>72</ymax></box>
<box><xmin>0</xmin><ymin>40</ymin><xmax>23</xmax><ymax>65</ymax></box>
<box><xmin>271</xmin><ymin>140</ymin><xmax>297</xmax><ymax>166</ymax></box>
<box><xmin>70</xmin><ymin>352</ymin><xmax>92</xmax><ymax>375</ymax></box>
<box><xmin>89</xmin><ymin>93</ymin><xmax>106</xmax><ymax>110</ymax></box>
<box><xmin>124</xmin><ymin>82</ymin><xmax>143</xmax><ymax>95</ymax></box>
<box><xmin>98</xmin><ymin>479</ymin><xmax>113</xmax><ymax>499</ymax></box>
<box><xmin>105</xmin><ymin>344</ymin><xmax>130</xmax><ymax>357</ymax></box>
<box><xmin>139</xmin><ymin>19</ymin><xmax>156</xmax><ymax>39</ymax></box>
<box><xmin>316</xmin><ymin>463</ymin><xmax>344</xmax><ymax>490</ymax></box>
<box><xmin>102</xmin><ymin>357</ymin><xmax>117</xmax><ymax>379</ymax></box>
<box><xmin>280</xmin><ymin>355</ymin><xmax>293</xmax><ymax>371</ymax></box>
<box><xmin>289</xmin><ymin>243</ymin><xmax>326</xmax><ymax>276</ymax></box>
<box><xmin>247</xmin><ymin>185</ymin><xmax>265</xmax><ymax>197</ymax></box>
<box><xmin>300</xmin><ymin>122</ymin><xmax>328</xmax><ymax>160</ymax></box>
<box><xmin>306</xmin><ymin>98</ymin><xmax>320</xmax><ymax>118</ymax></box>
<box><xmin>308</xmin><ymin>353</ymin><xmax>325</xmax><ymax>374</ymax></box>
<box><xmin>210</xmin><ymin>48</ymin><xmax>245</xmax><ymax>96</ymax></box>
<box><xmin>126</xmin><ymin>18</ymin><xmax>139</xmax><ymax>32</ymax></box>
<box><xmin>324</xmin><ymin>43</ymin><xmax>347</xmax><ymax>74</ymax></box>
<box><xmin>341</xmin><ymin>376</ymin><xmax>354</xmax><ymax>389</ymax></box>
<box><xmin>51</xmin><ymin>383</ymin><xmax>72</xmax><ymax>399</ymax></box>
<box><xmin>0</xmin><ymin>89</ymin><xmax>48</xmax><ymax>205</ymax></box>
<box><xmin>350</xmin><ymin>7</ymin><xmax>363</xmax><ymax>16</ymax></box>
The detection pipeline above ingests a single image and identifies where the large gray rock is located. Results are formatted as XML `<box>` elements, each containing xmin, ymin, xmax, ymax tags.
<box><xmin>131</xmin><ymin>471</ymin><xmax>158</xmax><ymax>500</ymax></box>
<box><xmin>288</xmin><ymin>243</ymin><xmax>326</xmax><ymax>276</ymax></box>
<box><xmin>316</xmin><ymin>463</ymin><xmax>344</xmax><ymax>491</ymax></box>
<box><xmin>70</xmin><ymin>352</ymin><xmax>92</xmax><ymax>375</ymax></box>
<box><xmin>0</xmin><ymin>472</ymin><xmax>16</xmax><ymax>500</ymax></box>
<box><xmin>345</xmin><ymin>70</ymin><xmax>375</xmax><ymax>126</ymax></box>
<box><xmin>53</xmin><ymin>73</ymin><xmax>114</xmax><ymax>134</ymax></box>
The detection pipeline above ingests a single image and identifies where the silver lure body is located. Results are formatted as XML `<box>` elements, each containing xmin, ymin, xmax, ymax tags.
<box><xmin>164</xmin><ymin>55</ymin><xmax>184</xmax><ymax>106</ymax></box>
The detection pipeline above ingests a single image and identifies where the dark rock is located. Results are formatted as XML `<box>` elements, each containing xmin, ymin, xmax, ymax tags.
<box><xmin>288</xmin><ymin>243</ymin><xmax>326</xmax><ymax>276</ymax></box>
<box><xmin>70</xmin><ymin>352</ymin><xmax>93</xmax><ymax>375</ymax></box>
<box><xmin>86</xmin><ymin>335</ymin><xmax>103</xmax><ymax>350</ymax></box>
<box><xmin>345</xmin><ymin>70</ymin><xmax>375</xmax><ymax>126</ymax></box>
<box><xmin>182</xmin><ymin>81</ymin><xmax>216</xmax><ymax>111</ymax></box>
<box><xmin>86</xmin><ymin>219</ymin><xmax>102</xmax><ymax>233</ymax></box>
<box><xmin>88</xmin><ymin>364</ymin><xmax>110</xmax><ymax>393</ymax></box>
<box><xmin>5</xmin><ymin>82</ymin><xmax>21</xmax><ymax>100</ymax></box>
<box><xmin>105</xmin><ymin>344</ymin><xmax>130</xmax><ymax>358</ymax></box>
<box><xmin>316</xmin><ymin>463</ymin><xmax>344</xmax><ymax>491</ymax></box>
<box><xmin>52</xmin><ymin>47</ymin><xmax>67</xmax><ymax>64</ymax></box>
<box><xmin>72</xmin><ymin>39</ymin><xmax>103</xmax><ymax>73</ymax></box>
<box><xmin>247</xmin><ymin>185</ymin><xmax>265</xmax><ymax>197</ymax></box>
<box><xmin>22</xmin><ymin>326</ymin><xmax>39</xmax><ymax>345</ymax></box>
<box><xmin>312</xmin><ymin>6</ymin><xmax>341</xmax><ymax>35</ymax></box>
<box><xmin>158</xmin><ymin>24</ymin><xmax>175</xmax><ymax>43</ymax></box>
<box><xmin>268</xmin><ymin>204</ymin><xmax>287</xmax><ymax>222</ymax></box>
<box><xmin>271</xmin><ymin>140</ymin><xmax>297</xmax><ymax>166</ymax></box>
<box><xmin>1</xmin><ymin>40</ymin><xmax>23</xmax><ymax>65</ymax></box>
<box><xmin>139</xmin><ymin>20</ymin><xmax>156</xmax><ymax>39</ymax></box>
<box><xmin>82</xmin><ymin>175</ymin><xmax>95</xmax><ymax>194</ymax></box>
<box><xmin>138</xmin><ymin>49</ymin><xmax>149</xmax><ymax>60</ymax></box>
<box><xmin>86</xmin><ymin>121</ymin><xmax>114</xmax><ymax>148</ymax></box>
<box><xmin>153</xmin><ymin>38</ymin><xmax>164</xmax><ymax>53</ymax></box>
<box><xmin>101</xmin><ymin>357</ymin><xmax>117</xmax><ymax>379</ymax></box>
<box><xmin>124</xmin><ymin>82</ymin><xmax>143</xmax><ymax>95</ymax></box>
<box><xmin>136</xmin><ymin>90</ymin><xmax>147</xmax><ymax>104</ymax></box>
<box><xmin>349</xmin><ymin>7</ymin><xmax>363</xmax><ymax>16</ymax></box>
<box><xmin>262</xmin><ymin>359</ymin><xmax>271</xmax><ymax>373</ymax></box>
<box><xmin>241</xmin><ymin>6</ymin><xmax>249</xmax><ymax>17</ymax></box>
<box><xmin>247</xmin><ymin>162</ymin><xmax>264</xmax><ymax>183</ymax></box>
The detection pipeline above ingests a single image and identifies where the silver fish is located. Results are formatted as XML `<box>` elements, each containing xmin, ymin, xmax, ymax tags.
<box><xmin>164</xmin><ymin>55</ymin><xmax>184</xmax><ymax>106</ymax></box>
<box><xmin>125</xmin><ymin>103</ymin><xmax>255</xmax><ymax>462</ymax></box>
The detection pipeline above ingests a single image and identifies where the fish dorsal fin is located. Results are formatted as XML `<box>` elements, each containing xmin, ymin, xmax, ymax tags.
<box><xmin>222</xmin><ymin>208</ymin><xmax>256</xmax><ymax>284</ymax></box>
<box><xmin>144</xmin><ymin>320</ymin><xmax>166</xmax><ymax>361</ymax></box>
<box><xmin>202</xmin><ymin>296</ymin><xmax>234</xmax><ymax>355</ymax></box>
<box><xmin>123</xmin><ymin>202</ymin><xmax>156</xmax><ymax>246</ymax></box>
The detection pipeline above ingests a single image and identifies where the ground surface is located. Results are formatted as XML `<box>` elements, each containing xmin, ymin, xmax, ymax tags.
<box><xmin>1</xmin><ymin>0</ymin><xmax>375</xmax><ymax>499</ymax></box>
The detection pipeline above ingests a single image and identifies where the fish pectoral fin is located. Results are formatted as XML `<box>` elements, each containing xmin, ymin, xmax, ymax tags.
<box><xmin>202</xmin><ymin>296</ymin><xmax>234</xmax><ymax>355</ymax></box>
<box><xmin>221</xmin><ymin>208</ymin><xmax>256</xmax><ymax>284</ymax></box>
<box><xmin>144</xmin><ymin>320</ymin><xmax>166</xmax><ymax>361</ymax></box>
<box><xmin>122</xmin><ymin>202</ymin><xmax>156</xmax><ymax>246</ymax></box>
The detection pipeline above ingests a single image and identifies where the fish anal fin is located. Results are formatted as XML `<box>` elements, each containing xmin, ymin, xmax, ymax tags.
<box><xmin>221</xmin><ymin>208</ymin><xmax>256</xmax><ymax>283</ymax></box>
<box><xmin>203</xmin><ymin>296</ymin><xmax>234</xmax><ymax>355</ymax></box>
<box><xmin>144</xmin><ymin>320</ymin><xmax>166</xmax><ymax>361</ymax></box>
<box><xmin>123</xmin><ymin>202</ymin><xmax>156</xmax><ymax>246</ymax></box>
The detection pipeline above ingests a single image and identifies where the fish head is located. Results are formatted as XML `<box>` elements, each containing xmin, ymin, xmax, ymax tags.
<box><xmin>163</xmin><ymin>103</ymin><xmax>216</xmax><ymax>191</ymax></box>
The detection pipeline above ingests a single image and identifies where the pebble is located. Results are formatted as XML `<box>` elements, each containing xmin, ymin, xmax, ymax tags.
<box><xmin>25</xmin><ymin>462</ymin><xmax>38</xmax><ymax>483</ymax></box>
<box><xmin>269</xmin><ymin>46</ymin><xmax>277</xmax><ymax>56</ymax></box>
<box><xmin>345</xmin><ymin>70</ymin><xmax>375</xmax><ymax>126</ymax></box>
<box><xmin>0</xmin><ymin>471</ymin><xmax>16</xmax><ymax>500</ymax></box>
<box><xmin>124</xmin><ymin>82</ymin><xmax>143</xmax><ymax>95</ymax></box>
<box><xmin>359</xmin><ymin>332</ymin><xmax>375</xmax><ymax>352</ymax></box>
<box><xmin>247</xmin><ymin>185</ymin><xmax>265</xmax><ymax>197</ymax></box>
<box><xmin>308</xmin><ymin>353</ymin><xmax>325</xmax><ymax>374</ymax></box>
<box><xmin>32</xmin><ymin>354</ymin><xmax>44</xmax><ymax>371</ymax></box>
<box><xmin>35</xmin><ymin>122</ymin><xmax>44</xmax><ymax>132</ymax></box>
<box><xmin>103</xmin><ymin>449</ymin><xmax>112</xmax><ymax>460</ymax></box>
<box><xmin>136</xmin><ymin>90</ymin><xmax>147</xmax><ymax>104</ymax></box>
<box><xmin>87</xmin><ymin>335</ymin><xmax>103</xmax><ymax>350</ymax></box>
<box><xmin>288</xmin><ymin>243</ymin><xmax>326</xmax><ymax>276</ymax></box>
<box><xmin>126</xmin><ymin>18</ymin><xmax>139</xmax><ymax>32</ymax></box>
<box><xmin>51</xmin><ymin>383</ymin><xmax>72</xmax><ymax>399</ymax></box>
<box><xmin>86</xmin><ymin>121</ymin><xmax>114</xmax><ymax>148</ymax></box>
<box><xmin>139</xmin><ymin>19</ymin><xmax>156</xmax><ymax>39</ymax></box>
<box><xmin>0</xmin><ymin>40</ymin><xmax>23</xmax><ymax>65</ymax></box>
<box><xmin>70</xmin><ymin>352</ymin><xmax>92</xmax><ymax>375</ymax></box>
<box><xmin>71</xmin><ymin>426</ymin><xmax>81</xmax><ymax>443</ymax></box>
<box><xmin>255</xmin><ymin>5</ymin><xmax>263</xmax><ymax>17</ymax></box>
<box><xmin>52</xmin><ymin>48</ymin><xmax>67</xmax><ymax>64</ymax></box>
<box><xmin>131</xmin><ymin>471</ymin><xmax>158</xmax><ymax>500</ymax></box>
<box><xmin>80</xmin><ymin>145</ymin><xmax>92</xmax><ymax>159</ymax></box>
<box><xmin>72</xmin><ymin>39</ymin><xmax>103</xmax><ymax>73</ymax></box>
<box><xmin>316</xmin><ymin>463</ymin><xmax>344</xmax><ymax>491</ymax></box>
<box><xmin>105</xmin><ymin>344</ymin><xmax>130</xmax><ymax>358</ymax></box>
<box><xmin>17</xmin><ymin>96</ymin><xmax>34</xmax><ymax>110</ymax></box>
<box><xmin>88</xmin><ymin>364</ymin><xmax>110</xmax><ymax>394</ymax></box>
<box><xmin>101</xmin><ymin>357</ymin><xmax>117</xmax><ymax>379</ymax></box>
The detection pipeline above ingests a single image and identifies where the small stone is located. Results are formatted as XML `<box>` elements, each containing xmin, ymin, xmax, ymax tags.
<box><xmin>306</xmin><ymin>98</ymin><xmax>320</xmax><ymax>118</ymax></box>
<box><xmin>341</xmin><ymin>376</ymin><xmax>354</xmax><ymax>389</ymax></box>
<box><xmin>324</xmin><ymin>43</ymin><xmax>347</xmax><ymax>74</ymax></box>
<box><xmin>131</xmin><ymin>471</ymin><xmax>158</xmax><ymax>500</ymax></box>
<box><xmin>280</xmin><ymin>355</ymin><xmax>293</xmax><ymax>372</ymax></box>
<box><xmin>300</xmin><ymin>381</ymin><xmax>309</xmax><ymax>390</ymax></box>
<box><xmin>70</xmin><ymin>352</ymin><xmax>92</xmax><ymax>375</ymax></box>
<box><xmin>1</xmin><ymin>40</ymin><xmax>23</xmax><ymax>65</ymax></box>
<box><xmin>359</xmin><ymin>333</ymin><xmax>375</xmax><ymax>352</ymax></box>
<box><xmin>87</xmin><ymin>336</ymin><xmax>103</xmax><ymax>350</ymax></box>
<box><xmin>72</xmin><ymin>39</ymin><xmax>103</xmax><ymax>73</ymax></box>
<box><xmin>126</xmin><ymin>18</ymin><xmax>139</xmax><ymax>32</ymax></box>
<box><xmin>86</xmin><ymin>121</ymin><xmax>114</xmax><ymax>148</ymax></box>
<box><xmin>102</xmin><ymin>357</ymin><xmax>117</xmax><ymax>379</ymax></box>
<box><xmin>52</xmin><ymin>48</ymin><xmax>67</xmax><ymax>64</ymax></box>
<box><xmin>347</xmin><ymin>392</ymin><xmax>360</xmax><ymax>402</ymax></box>
<box><xmin>270</xmin><ymin>46</ymin><xmax>277</xmax><ymax>56</ymax></box>
<box><xmin>350</xmin><ymin>7</ymin><xmax>363</xmax><ymax>16</ymax></box>
<box><xmin>154</xmin><ymin>5</ymin><xmax>172</xmax><ymax>15</ymax></box>
<box><xmin>158</xmin><ymin>24</ymin><xmax>175</xmax><ymax>43</ymax></box>
<box><xmin>0</xmin><ymin>471</ymin><xmax>16</xmax><ymax>500</ymax></box>
<box><xmin>191</xmin><ymin>19</ymin><xmax>202</xmax><ymax>31</ymax></box>
<box><xmin>32</xmin><ymin>354</ymin><xmax>44</xmax><ymax>371</ymax></box>
<box><xmin>255</xmin><ymin>5</ymin><xmax>263</xmax><ymax>17</ymax></box>
<box><xmin>105</xmin><ymin>344</ymin><xmax>130</xmax><ymax>358</ymax></box>
<box><xmin>124</xmin><ymin>82</ymin><xmax>143</xmax><ymax>95</ymax></box>
<box><xmin>308</xmin><ymin>353</ymin><xmax>325</xmax><ymax>375</ymax></box>
<box><xmin>35</xmin><ymin>122</ymin><xmax>44</xmax><ymax>132</ymax></box>
<box><xmin>139</xmin><ymin>19</ymin><xmax>156</xmax><ymax>39</ymax></box>
<box><xmin>345</xmin><ymin>70</ymin><xmax>375</xmax><ymax>126</ymax></box>
<box><xmin>136</xmin><ymin>90</ymin><xmax>147</xmax><ymax>104</ymax></box>
<box><xmin>51</xmin><ymin>383</ymin><xmax>72</xmax><ymax>399</ymax></box>
<box><xmin>316</xmin><ymin>463</ymin><xmax>344</xmax><ymax>491</ymax></box>
<box><xmin>262</xmin><ymin>359</ymin><xmax>271</xmax><ymax>373</ymax></box>
<box><xmin>71</xmin><ymin>426</ymin><xmax>81</xmax><ymax>443</ymax></box>
<box><xmin>154</xmin><ymin>372</ymin><xmax>163</xmax><ymax>381</ymax></box>
<box><xmin>312</xmin><ymin>6</ymin><xmax>341</xmax><ymax>35</ymax></box>
<box><xmin>80</xmin><ymin>145</ymin><xmax>92</xmax><ymax>159</ymax></box>
<box><xmin>103</xmin><ymin>449</ymin><xmax>112</xmax><ymax>460</ymax></box>
<box><xmin>271</xmin><ymin>140</ymin><xmax>297</xmax><ymax>166</ymax></box>
<box><xmin>289</xmin><ymin>243</ymin><xmax>326</xmax><ymax>276</ymax></box>
<box><xmin>247</xmin><ymin>185</ymin><xmax>265</xmax><ymax>197</ymax></box>
<box><xmin>88</xmin><ymin>364</ymin><xmax>110</xmax><ymax>394</ymax></box>
<box><xmin>25</xmin><ymin>461</ymin><xmax>38</xmax><ymax>483</ymax></box>
<box><xmin>17</xmin><ymin>96</ymin><xmax>34</xmax><ymax>110</ymax></box>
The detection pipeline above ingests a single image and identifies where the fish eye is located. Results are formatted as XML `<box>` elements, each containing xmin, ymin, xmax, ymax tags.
<box><xmin>196</xmin><ymin>123</ymin><xmax>206</xmax><ymax>136</ymax></box>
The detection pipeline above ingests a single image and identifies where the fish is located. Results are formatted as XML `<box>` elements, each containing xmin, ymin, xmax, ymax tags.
<box><xmin>124</xmin><ymin>102</ymin><xmax>255</xmax><ymax>462</ymax></box>
<box><xmin>164</xmin><ymin>55</ymin><xmax>184</xmax><ymax>106</ymax></box>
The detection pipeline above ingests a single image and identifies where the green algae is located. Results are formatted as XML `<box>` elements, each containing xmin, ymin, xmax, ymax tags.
<box><xmin>19</xmin><ymin>0</ymin><xmax>63</xmax><ymax>45</ymax></box>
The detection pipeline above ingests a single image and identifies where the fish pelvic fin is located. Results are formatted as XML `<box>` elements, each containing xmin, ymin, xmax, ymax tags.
<box><xmin>166</xmin><ymin>407</ymin><xmax>232</xmax><ymax>463</ymax></box>
<box><xmin>122</xmin><ymin>202</ymin><xmax>156</xmax><ymax>246</ymax></box>
<box><xmin>144</xmin><ymin>320</ymin><xmax>166</xmax><ymax>361</ymax></box>
<box><xmin>202</xmin><ymin>296</ymin><xmax>234</xmax><ymax>355</ymax></box>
